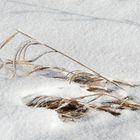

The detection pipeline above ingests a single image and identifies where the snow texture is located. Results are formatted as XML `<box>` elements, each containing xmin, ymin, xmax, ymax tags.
<box><xmin>0</xmin><ymin>0</ymin><xmax>140</xmax><ymax>140</ymax></box>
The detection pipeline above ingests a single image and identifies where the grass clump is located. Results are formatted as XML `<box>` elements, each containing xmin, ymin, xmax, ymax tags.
<box><xmin>0</xmin><ymin>30</ymin><xmax>140</xmax><ymax>121</ymax></box>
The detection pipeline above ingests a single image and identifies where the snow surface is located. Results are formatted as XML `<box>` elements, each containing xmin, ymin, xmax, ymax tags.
<box><xmin>0</xmin><ymin>0</ymin><xmax>140</xmax><ymax>140</ymax></box>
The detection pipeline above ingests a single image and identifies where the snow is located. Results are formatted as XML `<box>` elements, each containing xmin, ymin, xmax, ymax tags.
<box><xmin>0</xmin><ymin>0</ymin><xmax>140</xmax><ymax>140</ymax></box>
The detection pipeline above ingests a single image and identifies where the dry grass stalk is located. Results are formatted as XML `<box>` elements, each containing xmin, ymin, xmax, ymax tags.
<box><xmin>0</xmin><ymin>30</ymin><xmax>137</xmax><ymax>88</ymax></box>
<box><xmin>0</xmin><ymin>58</ymin><xmax>4</xmax><ymax>70</ymax></box>
<box><xmin>15</xmin><ymin>30</ymin><xmax>126</xmax><ymax>89</ymax></box>
<box><xmin>0</xmin><ymin>31</ymin><xmax>140</xmax><ymax>121</ymax></box>
<box><xmin>26</xmin><ymin>95</ymin><xmax>88</xmax><ymax>121</ymax></box>
<box><xmin>112</xmin><ymin>80</ymin><xmax>138</xmax><ymax>87</ymax></box>
<box><xmin>25</xmin><ymin>94</ymin><xmax>140</xmax><ymax>121</ymax></box>
<box><xmin>89</xmin><ymin>104</ymin><xmax>120</xmax><ymax>116</ymax></box>
<box><xmin>0</xmin><ymin>32</ymin><xmax>19</xmax><ymax>49</ymax></box>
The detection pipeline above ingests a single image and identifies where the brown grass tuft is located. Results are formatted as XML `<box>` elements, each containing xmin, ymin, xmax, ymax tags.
<box><xmin>0</xmin><ymin>30</ymin><xmax>140</xmax><ymax>121</ymax></box>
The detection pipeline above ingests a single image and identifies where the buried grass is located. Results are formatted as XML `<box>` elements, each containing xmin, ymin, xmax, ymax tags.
<box><xmin>0</xmin><ymin>30</ymin><xmax>140</xmax><ymax>121</ymax></box>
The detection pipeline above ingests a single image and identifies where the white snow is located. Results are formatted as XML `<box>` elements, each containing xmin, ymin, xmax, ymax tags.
<box><xmin>0</xmin><ymin>0</ymin><xmax>140</xmax><ymax>140</ymax></box>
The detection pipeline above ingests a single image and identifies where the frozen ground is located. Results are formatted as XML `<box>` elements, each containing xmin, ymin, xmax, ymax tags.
<box><xmin>0</xmin><ymin>0</ymin><xmax>140</xmax><ymax>140</ymax></box>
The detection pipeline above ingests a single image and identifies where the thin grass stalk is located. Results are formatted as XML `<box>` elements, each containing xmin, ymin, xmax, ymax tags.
<box><xmin>16</xmin><ymin>30</ymin><xmax>122</xmax><ymax>89</ymax></box>
<box><xmin>0</xmin><ymin>32</ymin><xmax>19</xmax><ymax>49</ymax></box>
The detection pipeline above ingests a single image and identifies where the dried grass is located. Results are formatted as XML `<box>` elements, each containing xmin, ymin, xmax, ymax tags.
<box><xmin>25</xmin><ymin>93</ymin><xmax>140</xmax><ymax>121</ymax></box>
<box><xmin>0</xmin><ymin>32</ymin><xmax>19</xmax><ymax>49</ymax></box>
<box><xmin>0</xmin><ymin>30</ymin><xmax>140</xmax><ymax>121</ymax></box>
<box><xmin>26</xmin><ymin>95</ymin><xmax>88</xmax><ymax>121</ymax></box>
